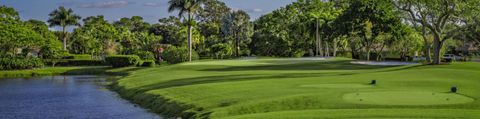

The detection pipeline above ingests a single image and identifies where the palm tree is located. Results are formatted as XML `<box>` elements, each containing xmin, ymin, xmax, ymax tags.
<box><xmin>48</xmin><ymin>6</ymin><xmax>81</xmax><ymax>50</ymax></box>
<box><xmin>168</xmin><ymin>0</ymin><xmax>208</xmax><ymax>61</ymax></box>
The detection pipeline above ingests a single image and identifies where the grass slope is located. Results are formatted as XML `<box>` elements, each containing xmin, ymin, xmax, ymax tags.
<box><xmin>114</xmin><ymin>58</ymin><xmax>480</xmax><ymax>118</ymax></box>
<box><xmin>0</xmin><ymin>66</ymin><xmax>143</xmax><ymax>78</ymax></box>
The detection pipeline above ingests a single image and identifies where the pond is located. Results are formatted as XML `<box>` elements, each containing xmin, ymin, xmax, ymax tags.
<box><xmin>0</xmin><ymin>76</ymin><xmax>161</xmax><ymax>119</ymax></box>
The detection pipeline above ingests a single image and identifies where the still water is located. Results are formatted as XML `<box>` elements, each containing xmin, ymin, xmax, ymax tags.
<box><xmin>0</xmin><ymin>76</ymin><xmax>161</xmax><ymax>119</ymax></box>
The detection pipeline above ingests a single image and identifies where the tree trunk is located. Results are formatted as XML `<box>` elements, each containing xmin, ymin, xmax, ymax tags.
<box><xmin>62</xmin><ymin>26</ymin><xmax>67</xmax><ymax>50</ymax></box>
<box><xmin>236</xmin><ymin>33</ymin><xmax>240</xmax><ymax>57</ymax></box>
<box><xmin>315</xmin><ymin>19</ymin><xmax>319</xmax><ymax>56</ymax></box>
<box><xmin>432</xmin><ymin>33</ymin><xmax>442</xmax><ymax>64</ymax></box>
<box><xmin>333</xmin><ymin>38</ymin><xmax>337</xmax><ymax>57</ymax></box>
<box><xmin>187</xmin><ymin>13</ymin><xmax>193</xmax><ymax>62</ymax></box>
<box><xmin>419</xmin><ymin>25</ymin><xmax>431</xmax><ymax>63</ymax></box>
<box><xmin>366</xmin><ymin>48</ymin><xmax>370</xmax><ymax>61</ymax></box>
<box><xmin>350</xmin><ymin>44</ymin><xmax>358</xmax><ymax>59</ymax></box>
<box><xmin>424</xmin><ymin>43</ymin><xmax>431</xmax><ymax>62</ymax></box>
<box><xmin>325</xmin><ymin>40</ymin><xmax>329</xmax><ymax>57</ymax></box>
<box><xmin>319</xmin><ymin>37</ymin><xmax>323</xmax><ymax>57</ymax></box>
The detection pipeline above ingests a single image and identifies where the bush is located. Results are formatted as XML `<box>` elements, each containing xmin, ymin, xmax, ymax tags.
<box><xmin>0</xmin><ymin>57</ymin><xmax>44</xmax><ymax>70</ymax></box>
<box><xmin>162</xmin><ymin>47</ymin><xmax>199</xmax><ymax>64</ymax></box>
<box><xmin>211</xmin><ymin>44</ymin><xmax>233</xmax><ymax>59</ymax></box>
<box><xmin>134</xmin><ymin>51</ymin><xmax>155</xmax><ymax>60</ymax></box>
<box><xmin>141</xmin><ymin>60</ymin><xmax>156</xmax><ymax>67</ymax></box>
<box><xmin>62</xmin><ymin>60</ymin><xmax>106</xmax><ymax>66</ymax></box>
<box><xmin>105</xmin><ymin>55</ymin><xmax>142</xmax><ymax>67</ymax></box>
<box><xmin>64</xmin><ymin>54</ymin><xmax>92</xmax><ymax>60</ymax></box>
<box><xmin>293</xmin><ymin>50</ymin><xmax>305</xmax><ymax>58</ymax></box>
<box><xmin>44</xmin><ymin>59</ymin><xmax>106</xmax><ymax>66</ymax></box>
<box><xmin>336</xmin><ymin>52</ymin><xmax>352</xmax><ymax>58</ymax></box>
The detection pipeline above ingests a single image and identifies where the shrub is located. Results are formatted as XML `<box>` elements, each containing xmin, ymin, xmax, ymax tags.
<box><xmin>0</xmin><ymin>57</ymin><xmax>44</xmax><ymax>70</ymax></box>
<box><xmin>211</xmin><ymin>44</ymin><xmax>233</xmax><ymax>59</ymax></box>
<box><xmin>105</xmin><ymin>55</ymin><xmax>142</xmax><ymax>67</ymax></box>
<box><xmin>142</xmin><ymin>60</ymin><xmax>156</xmax><ymax>67</ymax></box>
<box><xmin>162</xmin><ymin>47</ymin><xmax>199</xmax><ymax>64</ymax></box>
<box><xmin>293</xmin><ymin>50</ymin><xmax>305</xmax><ymax>58</ymax></box>
<box><xmin>64</xmin><ymin>54</ymin><xmax>92</xmax><ymax>60</ymax></box>
<box><xmin>44</xmin><ymin>59</ymin><xmax>106</xmax><ymax>66</ymax></box>
<box><xmin>62</xmin><ymin>60</ymin><xmax>106</xmax><ymax>66</ymax></box>
<box><xmin>134</xmin><ymin>51</ymin><xmax>155</xmax><ymax>60</ymax></box>
<box><xmin>336</xmin><ymin>52</ymin><xmax>352</xmax><ymax>58</ymax></box>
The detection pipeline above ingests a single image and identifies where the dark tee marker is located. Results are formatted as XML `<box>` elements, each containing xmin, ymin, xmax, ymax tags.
<box><xmin>451</xmin><ymin>86</ymin><xmax>457</xmax><ymax>93</ymax></box>
<box><xmin>370</xmin><ymin>80</ymin><xmax>376</xmax><ymax>85</ymax></box>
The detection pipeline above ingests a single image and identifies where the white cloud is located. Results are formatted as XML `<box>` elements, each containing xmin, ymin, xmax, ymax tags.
<box><xmin>78</xmin><ymin>1</ymin><xmax>131</xmax><ymax>9</ymax></box>
<box><xmin>142</xmin><ymin>2</ymin><xmax>165</xmax><ymax>7</ymax></box>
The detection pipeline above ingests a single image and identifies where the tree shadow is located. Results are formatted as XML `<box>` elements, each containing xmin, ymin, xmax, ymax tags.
<box><xmin>200</xmin><ymin>60</ymin><xmax>396</xmax><ymax>71</ymax></box>
<box><xmin>134</xmin><ymin>72</ymin><xmax>356</xmax><ymax>93</ymax></box>
<box><xmin>62</xmin><ymin>66</ymin><xmax>145</xmax><ymax>76</ymax></box>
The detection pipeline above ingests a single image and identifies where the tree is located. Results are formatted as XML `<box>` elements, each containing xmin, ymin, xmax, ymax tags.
<box><xmin>0</xmin><ymin>5</ymin><xmax>20</xmax><ymax>20</ymax></box>
<box><xmin>47</xmin><ymin>6</ymin><xmax>81</xmax><ymax>50</ymax></box>
<box><xmin>197</xmin><ymin>0</ymin><xmax>230</xmax><ymax>23</ymax></box>
<box><xmin>0</xmin><ymin>11</ymin><xmax>59</xmax><ymax>58</ymax></box>
<box><xmin>168</xmin><ymin>0</ymin><xmax>208</xmax><ymax>61</ymax></box>
<box><xmin>221</xmin><ymin>10</ymin><xmax>253</xmax><ymax>57</ymax></box>
<box><xmin>335</xmin><ymin>0</ymin><xmax>402</xmax><ymax>61</ymax></box>
<box><xmin>304</xmin><ymin>0</ymin><xmax>340</xmax><ymax>57</ymax></box>
<box><xmin>113</xmin><ymin>16</ymin><xmax>151</xmax><ymax>32</ymax></box>
<box><xmin>26</xmin><ymin>19</ymin><xmax>64</xmax><ymax>59</ymax></box>
<box><xmin>396</xmin><ymin>0</ymin><xmax>480</xmax><ymax>64</ymax></box>
<box><xmin>70</xmin><ymin>15</ymin><xmax>119</xmax><ymax>55</ymax></box>
<box><xmin>150</xmin><ymin>16</ymin><xmax>183</xmax><ymax>45</ymax></box>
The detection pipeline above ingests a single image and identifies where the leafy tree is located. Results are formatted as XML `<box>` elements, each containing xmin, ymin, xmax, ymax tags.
<box><xmin>195</xmin><ymin>0</ymin><xmax>231</xmax><ymax>57</ymax></box>
<box><xmin>47</xmin><ymin>6</ymin><xmax>81</xmax><ymax>50</ymax></box>
<box><xmin>70</xmin><ymin>15</ymin><xmax>119</xmax><ymax>55</ymax></box>
<box><xmin>150</xmin><ymin>16</ymin><xmax>183</xmax><ymax>45</ymax></box>
<box><xmin>304</xmin><ymin>0</ymin><xmax>340</xmax><ymax>57</ymax></box>
<box><xmin>221</xmin><ymin>10</ymin><xmax>253</xmax><ymax>57</ymax></box>
<box><xmin>0</xmin><ymin>5</ymin><xmax>20</xmax><ymax>20</ymax></box>
<box><xmin>197</xmin><ymin>0</ymin><xmax>230</xmax><ymax>23</ymax></box>
<box><xmin>113</xmin><ymin>16</ymin><xmax>151</xmax><ymax>32</ymax></box>
<box><xmin>335</xmin><ymin>0</ymin><xmax>402</xmax><ymax>61</ymax></box>
<box><xmin>0</xmin><ymin>7</ymin><xmax>60</xmax><ymax>59</ymax></box>
<box><xmin>168</xmin><ymin>0</ymin><xmax>208</xmax><ymax>61</ymax></box>
<box><xmin>252</xmin><ymin>3</ymin><xmax>303</xmax><ymax>57</ymax></box>
<box><xmin>26</xmin><ymin>19</ymin><xmax>64</xmax><ymax>59</ymax></box>
<box><xmin>396</xmin><ymin>0</ymin><xmax>480</xmax><ymax>64</ymax></box>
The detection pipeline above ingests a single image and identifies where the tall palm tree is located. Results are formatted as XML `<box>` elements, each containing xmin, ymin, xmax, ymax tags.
<box><xmin>168</xmin><ymin>0</ymin><xmax>208</xmax><ymax>61</ymax></box>
<box><xmin>48</xmin><ymin>6</ymin><xmax>81</xmax><ymax>50</ymax></box>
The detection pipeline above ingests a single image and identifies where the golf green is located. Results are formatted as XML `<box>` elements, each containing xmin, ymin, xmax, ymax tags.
<box><xmin>343</xmin><ymin>91</ymin><xmax>475</xmax><ymax>105</ymax></box>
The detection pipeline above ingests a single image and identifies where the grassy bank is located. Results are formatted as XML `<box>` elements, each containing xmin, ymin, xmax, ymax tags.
<box><xmin>0</xmin><ymin>66</ymin><xmax>144</xmax><ymax>79</ymax></box>
<box><xmin>112</xmin><ymin>58</ymin><xmax>480</xmax><ymax>118</ymax></box>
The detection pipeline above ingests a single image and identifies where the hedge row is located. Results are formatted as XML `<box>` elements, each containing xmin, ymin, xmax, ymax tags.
<box><xmin>0</xmin><ymin>58</ymin><xmax>44</xmax><ymax>70</ymax></box>
<box><xmin>134</xmin><ymin>51</ymin><xmax>155</xmax><ymax>60</ymax></box>
<box><xmin>141</xmin><ymin>60</ymin><xmax>156</xmax><ymax>67</ymax></box>
<box><xmin>105</xmin><ymin>55</ymin><xmax>143</xmax><ymax>67</ymax></box>
<box><xmin>63</xmin><ymin>54</ymin><xmax>92</xmax><ymax>60</ymax></box>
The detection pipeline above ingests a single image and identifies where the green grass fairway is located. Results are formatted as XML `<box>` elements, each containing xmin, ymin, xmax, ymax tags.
<box><xmin>114</xmin><ymin>58</ymin><xmax>480</xmax><ymax>118</ymax></box>
<box><xmin>343</xmin><ymin>91</ymin><xmax>474</xmax><ymax>105</ymax></box>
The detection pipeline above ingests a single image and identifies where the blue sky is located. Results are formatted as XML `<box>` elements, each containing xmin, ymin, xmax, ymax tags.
<box><xmin>0</xmin><ymin>0</ymin><xmax>296</xmax><ymax>23</ymax></box>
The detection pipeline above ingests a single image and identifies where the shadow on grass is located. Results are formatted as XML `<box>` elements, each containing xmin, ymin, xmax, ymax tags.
<box><xmin>134</xmin><ymin>72</ymin><xmax>356</xmax><ymax>93</ymax></box>
<box><xmin>62</xmin><ymin>66</ymin><xmax>146</xmax><ymax>76</ymax></box>
<box><xmin>200</xmin><ymin>60</ymin><xmax>396</xmax><ymax>71</ymax></box>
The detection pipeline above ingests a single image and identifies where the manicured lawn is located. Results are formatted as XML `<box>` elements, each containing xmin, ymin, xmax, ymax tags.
<box><xmin>114</xmin><ymin>58</ymin><xmax>480</xmax><ymax>118</ymax></box>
